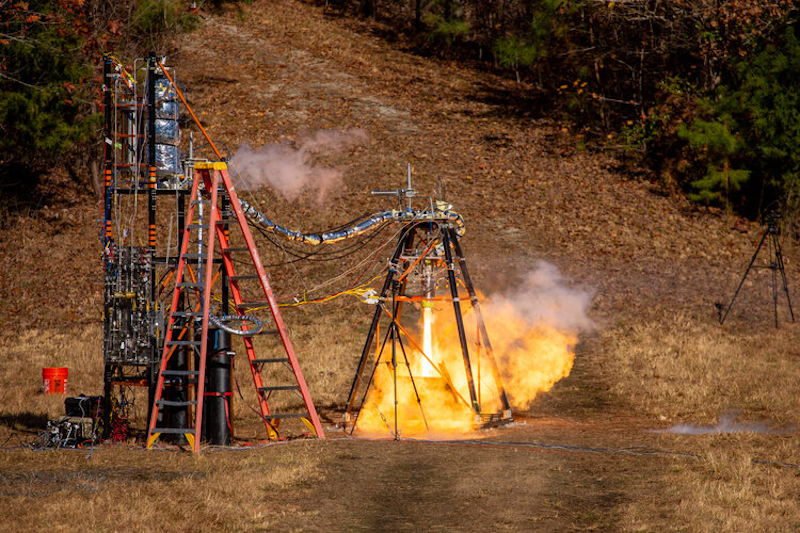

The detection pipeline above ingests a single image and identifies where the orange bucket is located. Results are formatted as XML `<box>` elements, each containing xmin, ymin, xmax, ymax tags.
<box><xmin>42</xmin><ymin>367</ymin><xmax>68</xmax><ymax>395</ymax></box>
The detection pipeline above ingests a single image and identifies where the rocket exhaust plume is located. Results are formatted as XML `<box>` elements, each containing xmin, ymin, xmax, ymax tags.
<box><xmin>356</xmin><ymin>261</ymin><xmax>594</xmax><ymax>437</ymax></box>
<box><xmin>480</xmin><ymin>262</ymin><xmax>593</xmax><ymax>410</ymax></box>
<box><xmin>229</xmin><ymin>128</ymin><xmax>368</xmax><ymax>202</ymax></box>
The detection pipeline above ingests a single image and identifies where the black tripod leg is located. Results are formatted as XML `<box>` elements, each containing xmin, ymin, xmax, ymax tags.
<box><xmin>721</xmin><ymin>229</ymin><xmax>769</xmax><ymax>325</ymax></box>
<box><xmin>397</xmin><ymin>334</ymin><xmax>429</xmax><ymax>432</ymax></box>
<box><xmin>344</xmin><ymin>228</ymin><xmax>412</xmax><ymax>421</ymax></box>
<box><xmin>391</xmin><ymin>290</ymin><xmax>398</xmax><ymax>440</ymax></box>
<box><xmin>774</xmin><ymin>236</ymin><xmax>795</xmax><ymax>322</ymax></box>
<box><xmin>449</xmin><ymin>228</ymin><xmax>512</xmax><ymax>414</ymax></box>
<box><xmin>349</xmin><ymin>313</ymin><xmax>395</xmax><ymax>436</ymax></box>
<box><xmin>771</xmin><ymin>237</ymin><xmax>779</xmax><ymax>328</ymax></box>
<box><xmin>442</xmin><ymin>229</ymin><xmax>480</xmax><ymax>414</ymax></box>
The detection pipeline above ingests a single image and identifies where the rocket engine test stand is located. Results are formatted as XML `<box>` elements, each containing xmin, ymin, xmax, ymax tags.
<box><xmin>343</xmin><ymin>186</ymin><xmax>513</xmax><ymax>437</ymax></box>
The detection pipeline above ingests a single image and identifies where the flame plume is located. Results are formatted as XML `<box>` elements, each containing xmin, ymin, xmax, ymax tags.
<box><xmin>354</xmin><ymin>263</ymin><xmax>591</xmax><ymax>437</ymax></box>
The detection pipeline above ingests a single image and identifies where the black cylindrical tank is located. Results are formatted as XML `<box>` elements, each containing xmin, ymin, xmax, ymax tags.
<box><xmin>202</xmin><ymin>327</ymin><xmax>233</xmax><ymax>445</ymax></box>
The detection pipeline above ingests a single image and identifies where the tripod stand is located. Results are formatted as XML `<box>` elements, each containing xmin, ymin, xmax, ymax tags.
<box><xmin>719</xmin><ymin>214</ymin><xmax>794</xmax><ymax>328</ymax></box>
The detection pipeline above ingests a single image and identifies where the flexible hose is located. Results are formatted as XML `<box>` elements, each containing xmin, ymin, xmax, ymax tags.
<box><xmin>239</xmin><ymin>199</ymin><xmax>465</xmax><ymax>246</ymax></box>
<box><xmin>209</xmin><ymin>314</ymin><xmax>264</xmax><ymax>336</ymax></box>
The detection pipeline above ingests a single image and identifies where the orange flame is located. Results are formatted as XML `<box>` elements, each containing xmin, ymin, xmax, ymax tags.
<box><xmin>354</xmin><ymin>293</ymin><xmax>577</xmax><ymax>437</ymax></box>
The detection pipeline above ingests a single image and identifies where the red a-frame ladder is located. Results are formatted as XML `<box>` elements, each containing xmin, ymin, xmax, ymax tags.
<box><xmin>147</xmin><ymin>162</ymin><xmax>325</xmax><ymax>452</ymax></box>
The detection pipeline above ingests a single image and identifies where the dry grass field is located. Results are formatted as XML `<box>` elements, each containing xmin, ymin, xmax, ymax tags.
<box><xmin>1</xmin><ymin>1</ymin><xmax>799</xmax><ymax>531</ymax></box>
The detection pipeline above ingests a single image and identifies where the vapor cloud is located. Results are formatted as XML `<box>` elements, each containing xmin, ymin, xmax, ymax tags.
<box><xmin>229</xmin><ymin>128</ymin><xmax>368</xmax><ymax>203</ymax></box>
<box><xmin>480</xmin><ymin>262</ymin><xmax>595</xmax><ymax>410</ymax></box>
<box><xmin>654</xmin><ymin>410</ymin><xmax>796</xmax><ymax>435</ymax></box>
<box><xmin>485</xmin><ymin>262</ymin><xmax>595</xmax><ymax>332</ymax></box>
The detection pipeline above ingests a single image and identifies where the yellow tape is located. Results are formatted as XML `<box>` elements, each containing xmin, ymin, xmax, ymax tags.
<box><xmin>194</xmin><ymin>161</ymin><xmax>227</xmax><ymax>170</ymax></box>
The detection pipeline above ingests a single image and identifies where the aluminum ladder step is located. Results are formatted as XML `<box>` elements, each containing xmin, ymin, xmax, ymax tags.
<box><xmin>262</xmin><ymin>412</ymin><xmax>310</xmax><ymax>420</ymax></box>
<box><xmin>162</xmin><ymin>370</ymin><xmax>200</xmax><ymax>376</ymax></box>
<box><xmin>151</xmin><ymin>427</ymin><xmax>196</xmax><ymax>434</ymax></box>
<box><xmin>252</xmin><ymin>357</ymin><xmax>289</xmax><ymax>364</ymax></box>
<box><xmin>156</xmin><ymin>400</ymin><xmax>197</xmax><ymax>407</ymax></box>
<box><xmin>259</xmin><ymin>385</ymin><xmax>300</xmax><ymax>392</ymax></box>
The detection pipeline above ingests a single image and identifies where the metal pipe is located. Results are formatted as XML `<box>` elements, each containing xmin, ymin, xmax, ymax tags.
<box><xmin>146</xmin><ymin>52</ymin><xmax>158</xmax><ymax>422</ymax></box>
<box><xmin>443</xmin><ymin>229</ymin><xmax>480</xmax><ymax>414</ymax></box>
<box><xmin>449</xmin><ymin>227</ymin><xmax>511</xmax><ymax>414</ymax></box>
<box><xmin>343</xmin><ymin>225</ymin><xmax>414</xmax><ymax>424</ymax></box>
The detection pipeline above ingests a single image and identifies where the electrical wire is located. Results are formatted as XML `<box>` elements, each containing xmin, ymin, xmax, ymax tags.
<box><xmin>250</xmin><ymin>219</ymin><xmax>392</xmax><ymax>264</ymax></box>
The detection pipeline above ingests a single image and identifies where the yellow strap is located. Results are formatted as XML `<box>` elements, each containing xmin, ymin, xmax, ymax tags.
<box><xmin>146</xmin><ymin>433</ymin><xmax>160</xmax><ymax>450</ymax></box>
<box><xmin>301</xmin><ymin>417</ymin><xmax>318</xmax><ymax>436</ymax></box>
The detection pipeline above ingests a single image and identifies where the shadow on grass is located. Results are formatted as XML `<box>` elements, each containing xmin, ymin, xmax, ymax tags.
<box><xmin>0</xmin><ymin>411</ymin><xmax>50</xmax><ymax>433</ymax></box>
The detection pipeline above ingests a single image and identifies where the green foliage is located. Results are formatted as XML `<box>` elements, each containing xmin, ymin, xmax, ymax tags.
<box><xmin>134</xmin><ymin>0</ymin><xmax>201</xmax><ymax>43</ymax></box>
<box><xmin>493</xmin><ymin>0</ymin><xmax>583</xmax><ymax>81</ymax></box>
<box><xmin>494</xmin><ymin>35</ymin><xmax>544</xmax><ymax>70</ymax></box>
<box><xmin>676</xmin><ymin>26</ymin><xmax>800</xmax><ymax>213</ymax></box>
<box><xmin>424</xmin><ymin>13</ymin><xmax>470</xmax><ymax>46</ymax></box>
<box><xmin>0</xmin><ymin>0</ymin><xmax>202</xmax><ymax>179</ymax></box>
<box><xmin>678</xmin><ymin>119</ymin><xmax>749</xmax><ymax>207</ymax></box>
<box><xmin>530</xmin><ymin>0</ymin><xmax>575</xmax><ymax>41</ymax></box>
<box><xmin>0</xmin><ymin>1</ymin><xmax>100</xmax><ymax>168</ymax></box>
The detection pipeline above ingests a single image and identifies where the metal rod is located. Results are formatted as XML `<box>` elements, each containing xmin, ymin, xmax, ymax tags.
<box><xmin>442</xmin><ymin>228</ymin><xmax>479</xmax><ymax>414</ymax></box>
<box><xmin>449</xmin><ymin>227</ymin><xmax>511</xmax><ymax>412</ymax></box>
<box><xmin>221</xmin><ymin>192</ymin><xmax>229</xmax><ymax>315</ymax></box>
<box><xmin>343</xmin><ymin>226</ymin><xmax>414</xmax><ymax>421</ymax></box>
<box><xmin>397</xmin><ymin>333</ymin><xmax>429</xmax><ymax>432</ymax></box>
<box><xmin>392</xmin><ymin>282</ymin><xmax>398</xmax><ymax>439</ymax></box>
<box><xmin>775</xmin><ymin>234</ymin><xmax>795</xmax><ymax>322</ymax></box>
<box><xmin>720</xmin><ymin>228</ymin><xmax>768</xmax><ymax>325</ymax></box>
<box><xmin>349</xmin><ymin>307</ymin><xmax>396</xmax><ymax>435</ymax></box>
<box><xmin>771</xmin><ymin>236</ymin><xmax>779</xmax><ymax>328</ymax></box>
<box><xmin>146</xmin><ymin>52</ymin><xmax>158</xmax><ymax>422</ymax></box>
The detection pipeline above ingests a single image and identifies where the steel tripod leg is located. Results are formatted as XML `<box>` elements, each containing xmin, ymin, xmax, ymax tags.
<box><xmin>771</xmin><ymin>237</ymin><xmax>779</xmax><ymax>328</ymax></box>
<box><xmin>720</xmin><ymin>229</ymin><xmax>768</xmax><ymax>325</ymax></box>
<box><xmin>397</xmin><ymin>334</ymin><xmax>429</xmax><ymax>432</ymax></box>
<box><xmin>391</xmin><ymin>292</ymin><xmax>398</xmax><ymax>440</ymax></box>
<box><xmin>344</xmin><ymin>229</ymin><xmax>412</xmax><ymax>422</ymax></box>
<box><xmin>442</xmin><ymin>229</ymin><xmax>480</xmax><ymax>414</ymax></box>
<box><xmin>449</xmin><ymin>228</ymin><xmax>512</xmax><ymax>413</ymax></box>
<box><xmin>349</xmin><ymin>311</ymin><xmax>396</xmax><ymax>435</ymax></box>
<box><xmin>774</xmin><ymin>236</ymin><xmax>795</xmax><ymax>322</ymax></box>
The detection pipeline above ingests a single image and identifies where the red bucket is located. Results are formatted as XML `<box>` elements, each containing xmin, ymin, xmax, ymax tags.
<box><xmin>42</xmin><ymin>367</ymin><xmax>68</xmax><ymax>395</ymax></box>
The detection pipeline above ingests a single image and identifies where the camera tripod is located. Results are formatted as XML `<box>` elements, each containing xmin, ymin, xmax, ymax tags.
<box><xmin>719</xmin><ymin>214</ymin><xmax>794</xmax><ymax>328</ymax></box>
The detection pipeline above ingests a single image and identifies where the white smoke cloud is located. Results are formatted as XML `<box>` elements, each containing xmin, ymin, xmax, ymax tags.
<box><xmin>476</xmin><ymin>262</ymin><xmax>594</xmax><ymax>410</ymax></box>
<box><xmin>654</xmin><ymin>410</ymin><xmax>796</xmax><ymax>435</ymax></box>
<box><xmin>485</xmin><ymin>262</ymin><xmax>594</xmax><ymax>332</ymax></box>
<box><xmin>229</xmin><ymin>128</ymin><xmax>368</xmax><ymax>203</ymax></box>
